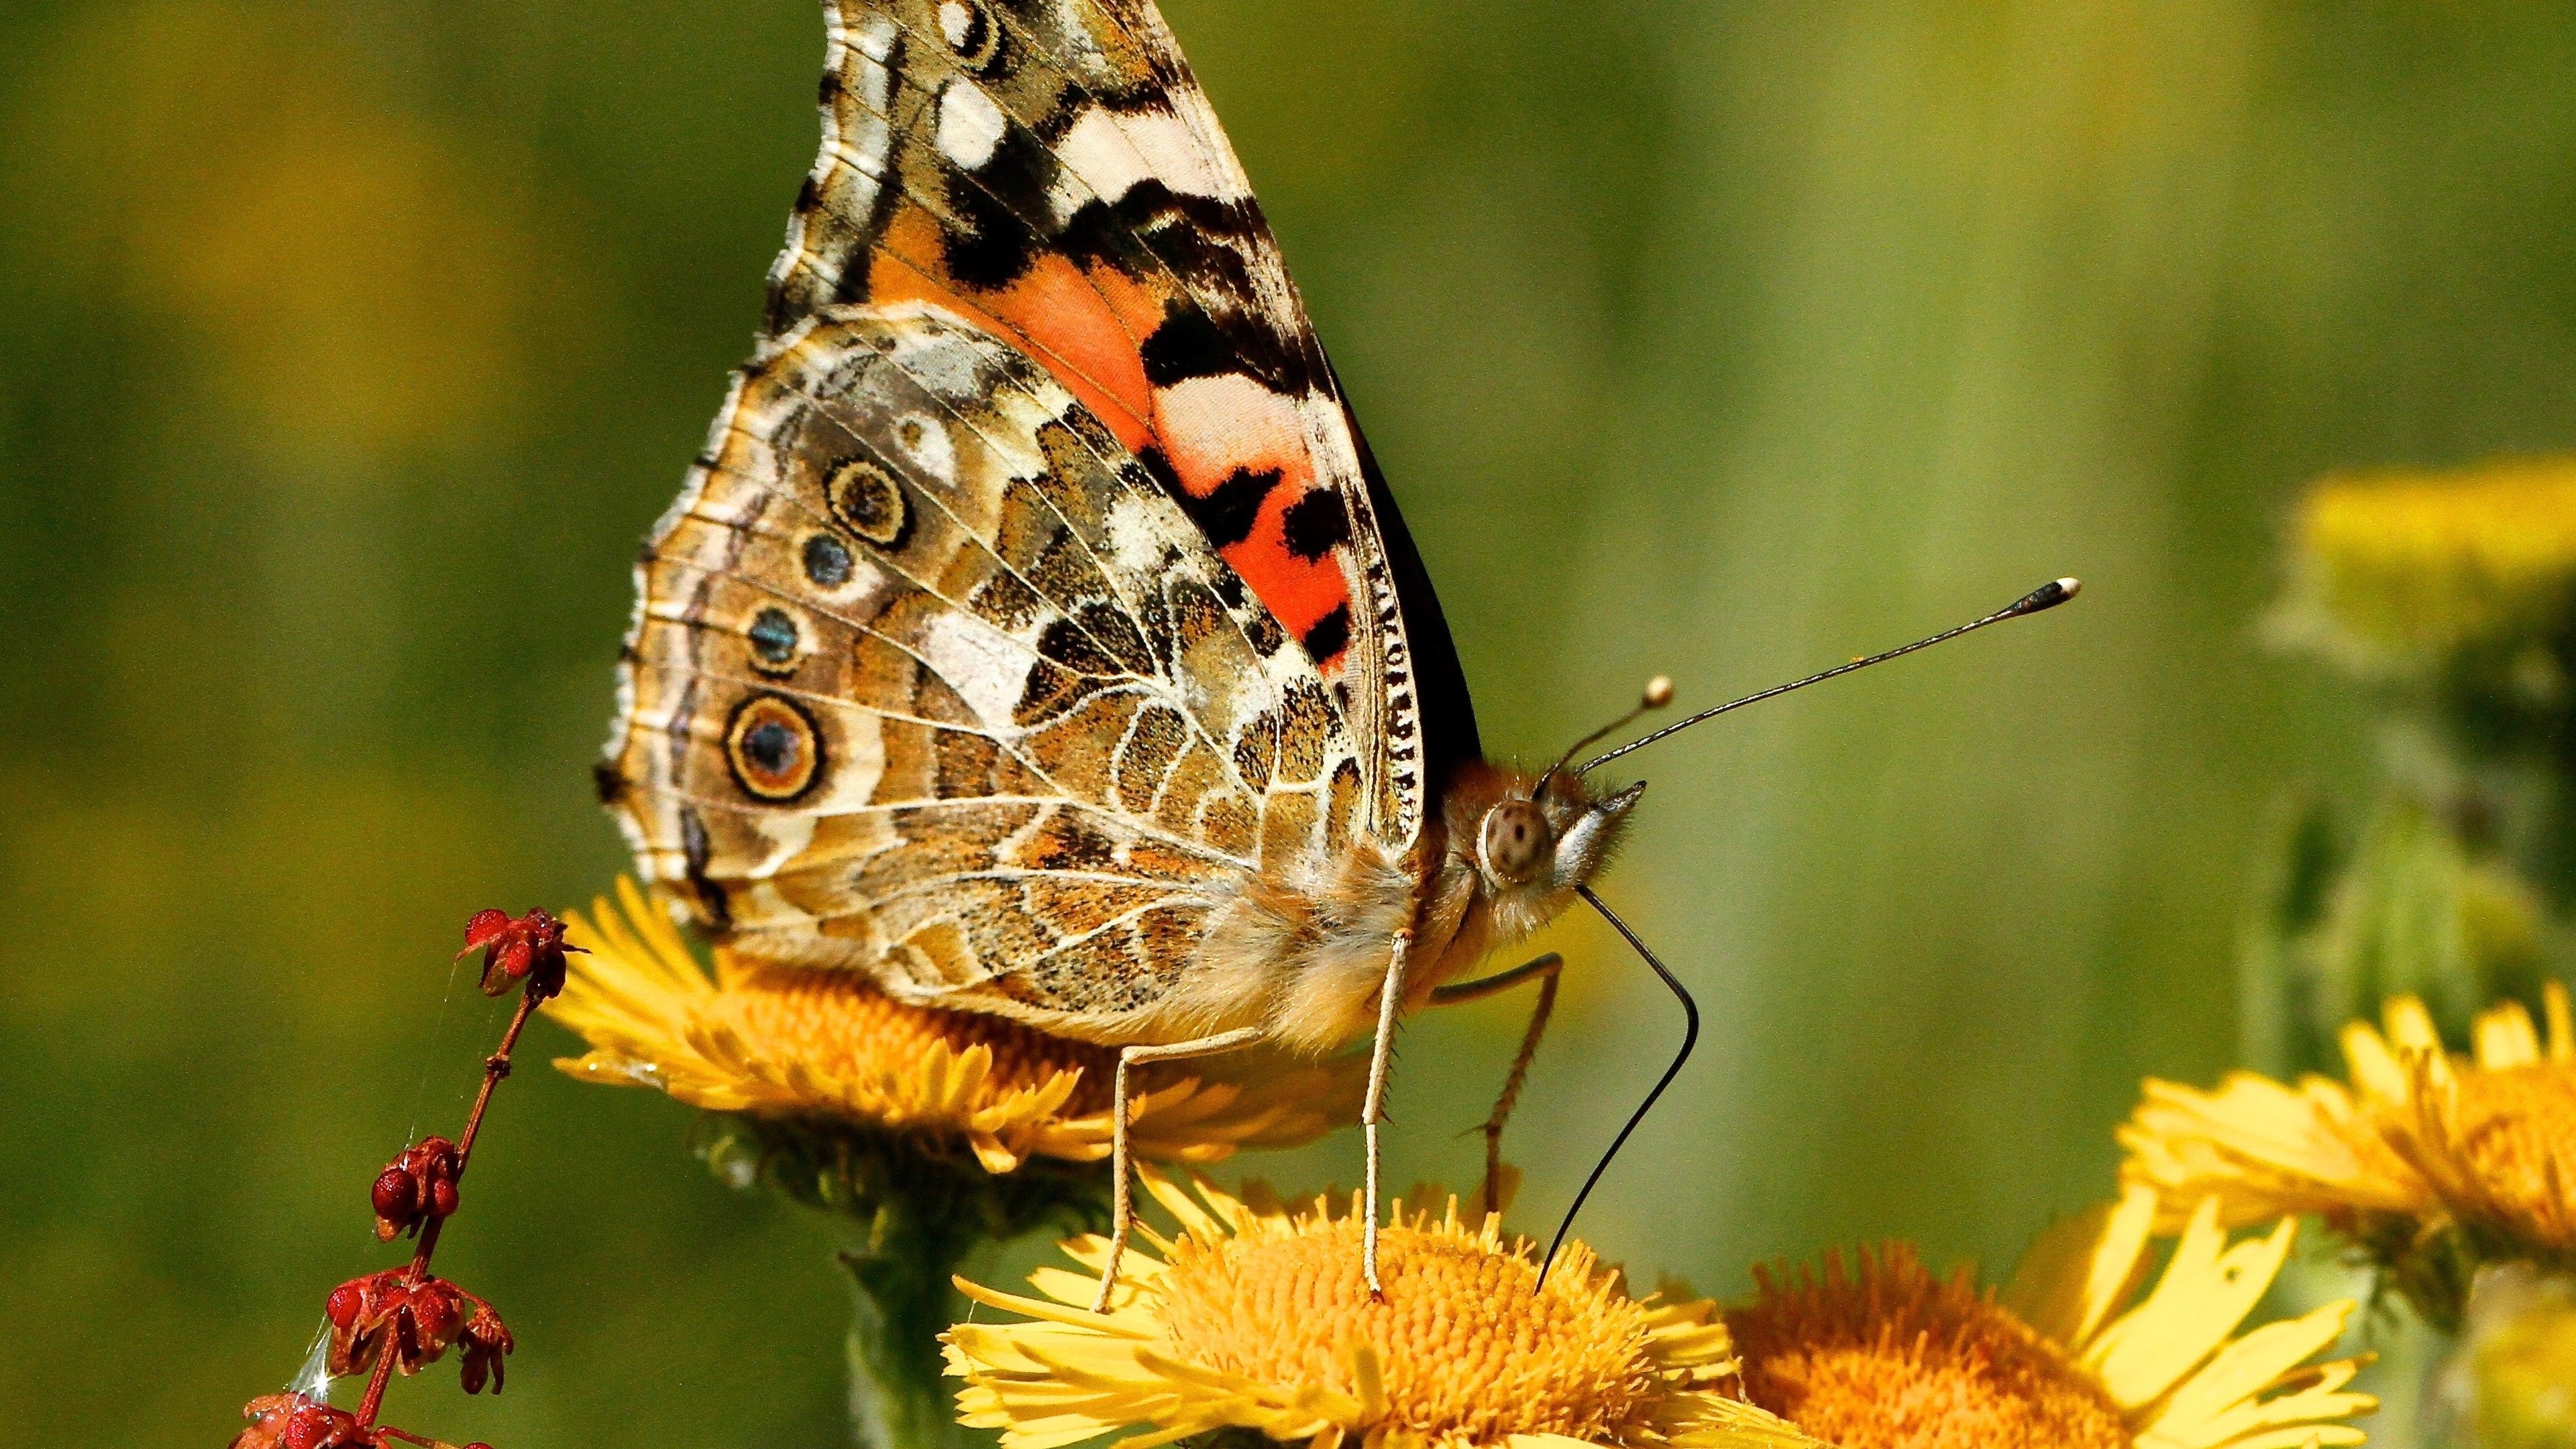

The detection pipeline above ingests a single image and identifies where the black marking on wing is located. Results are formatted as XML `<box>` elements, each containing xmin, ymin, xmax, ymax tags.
<box><xmin>680</xmin><ymin>804</ymin><xmax>733</xmax><ymax>930</ymax></box>
<box><xmin>1280</xmin><ymin>488</ymin><xmax>1351</xmax><ymax>562</ymax></box>
<box><xmin>1140</xmin><ymin>303</ymin><xmax>1238</xmax><ymax>386</ymax></box>
<box><xmin>1055</xmin><ymin>180</ymin><xmax>1309</xmax><ymax>394</ymax></box>
<box><xmin>1301</xmin><ymin>604</ymin><xmax>1351</xmax><ymax>665</ymax></box>
<box><xmin>1175</xmin><ymin>466</ymin><xmax>1278</xmax><ymax>551</ymax></box>
<box><xmin>940</xmin><ymin>144</ymin><xmax>1052</xmax><ymax>290</ymax></box>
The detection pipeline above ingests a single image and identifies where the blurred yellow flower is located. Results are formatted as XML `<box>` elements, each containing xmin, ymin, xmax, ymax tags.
<box><xmin>2121</xmin><ymin>983</ymin><xmax>2576</xmax><ymax>1258</ymax></box>
<box><xmin>546</xmin><ymin>880</ymin><xmax>1359</xmax><ymax>1173</ymax></box>
<box><xmin>2279</xmin><ymin>456</ymin><xmax>2576</xmax><ymax>670</ymax></box>
<box><xmin>945</xmin><ymin>1171</ymin><xmax>1818</xmax><ymax>1449</ymax></box>
<box><xmin>1729</xmin><ymin>1191</ymin><xmax>2373</xmax><ymax>1449</ymax></box>
<box><xmin>2453</xmin><ymin>1265</ymin><xmax>2576</xmax><ymax>1449</ymax></box>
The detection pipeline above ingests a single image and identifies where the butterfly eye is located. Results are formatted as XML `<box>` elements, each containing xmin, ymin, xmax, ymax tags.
<box><xmin>726</xmin><ymin>694</ymin><xmax>824</xmax><ymax>802</ymax></box>
<box><xmin>1478</xmin><ymin>800</ymin><xmax>1554</xmax><ymax>885</ymax></box>
<box><xmin>937</xmin><ymin>0</ymin><xmax>1002</xmax><ymax>69</ymax></box>
<box><xmin>747</xmin><ymin>606</ymin><xmax>802</xmax><ymax>676</ymax></box>
<box><xmin>826</xmin><ymin>458</ymin><xmax>910</xmax><ymax>547</ymax></box>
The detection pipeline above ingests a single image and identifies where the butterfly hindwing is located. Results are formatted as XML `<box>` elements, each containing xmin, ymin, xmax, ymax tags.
<box><xmin>763</xmin><ymin>0</ymin><xmax>1434</xmax><ymax>844</ymax></box>
<box><xmin>606</xmin><ymin>303</ymin><xmax>1369</xmax><ymax>1032</ymax></box>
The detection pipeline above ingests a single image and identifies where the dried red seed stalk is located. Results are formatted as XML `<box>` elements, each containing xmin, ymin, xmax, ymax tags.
<box><xmin>232</xmin><ymin>905</ymin><xmax>553</xmax><ymax>1449</ymax></box>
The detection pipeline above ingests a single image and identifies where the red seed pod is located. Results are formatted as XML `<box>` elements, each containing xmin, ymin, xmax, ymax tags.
<box><xmin>325</xmin><ymin>1277</ymin><xmax>372</xmax><ymax>1330</ymax></box>
<box><xmin>406</xmin><ymin>1280</ymin><xmax>465</xmax><ymax>1347</ymax></box>
<box><xmin>233</xmin><ymin>1395</ymin><xmax>369</xmax><ymax>1449</ymax></box>
<box><xmin>371</xmin><ymin>1136</ymin><xmax>462</xmax><ymax>1240</ymax></box>
<box><xmin>279</xmin><ymin>1404</ymin><xmax>370</xmax><ymax>1449</ymax></box>
<box><xmin>458</xmin><ymin>1296</ymin><xmax>515</xmax><ymax>1395</ymax></box>
<box><xmin>372</xmin><ymin>1168</ymin><xmax>417</xmax><ymax>1224</ymax></box>
<box><xmin>323</xmin><ymin>1272</ymin><xmax>474</xmax><ymax>1379</ymax></box>
<box><xmin>457</xmin><ymin>908</ymin><xmax>583</xmax><ymax>1002</ymax></box>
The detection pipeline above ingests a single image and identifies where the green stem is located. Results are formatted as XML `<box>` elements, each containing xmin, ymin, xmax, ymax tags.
<box><xmin>690</xmin><ymin>1114</ymin><xmax>1113</xmax><ymax>1449</ymax></box>
<box><xmin>695</xmin><ymin>1108</ymin><xmax>1118</xmax><ymax>1444</ymax></box>
<box><xmin>840</xmin><ymin>1197</ymin><xmax>970</xmax><ymax>1449</ymax></box>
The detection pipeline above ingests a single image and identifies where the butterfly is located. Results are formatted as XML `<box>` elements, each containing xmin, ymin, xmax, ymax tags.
<box><xmin>596</xmin><ymin>0</ymin><xmax>2076</xmax><ymax>1303</ymax></box>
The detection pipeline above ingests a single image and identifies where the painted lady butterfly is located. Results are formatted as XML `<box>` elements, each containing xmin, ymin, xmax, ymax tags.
<box><xmin>596</xmin><ymin>0</ymin><xmax>2076</xmax><ymax>1301</ymax></box>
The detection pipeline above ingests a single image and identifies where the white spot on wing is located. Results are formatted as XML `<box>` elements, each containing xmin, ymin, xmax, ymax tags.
<box><xmin>855</xmin><ymin>11</ymin><xmax>896</xmax><ymax>60</ymax></box>
<box><xmin>1049</xmin><ymin>105</ymin><xmax>1246</xmax><ymax>220</ymax></box>
<box><xmin>884</xmin><ymin>313</ymin><xmax>985</xmax><ymax>398</ymax></box>
<box><xmin>1104</xmin><ymin>495</ymin><xmax>1169</xmax><ymax>576</ymax></box>
<box><xmin>892</xmin><ymin>412</ymin><xmax>957</xmax><ymax>483</ymax></box>
<box><xmin>807</xmin><ymin>707</ymin><xmax>890</xmax><ymax>813</ymax></box>
<box><xmin>918</xmin><ymin>610</ymin><xmax>1036</xmax><ymax>726</ymax></box>
<box><xmin>746</xmin><ymin>811</ymin><xmax>819</xmax><ymax>879</ymax></box>
<box><xmin>1154</xmin><ymin>374</ymin><xmax>1306</xmax><ymax>475</ymax></box>
<box><xmin>936</xmin><ymin>80</ymin><xmax>1006</xmax><ymax>170</ymax></box>
<box><xmin>938</xmin><ymin>0</ymin><xmax>975</xmax><ymax>49</ymax></box>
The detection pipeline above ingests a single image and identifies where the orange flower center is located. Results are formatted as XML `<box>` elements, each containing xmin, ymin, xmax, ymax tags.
<box><xmin>1155</xmin><ymin>1210</ymin><xmax>1665</xmax><ymax>1444</ymax></box>
<box><xmin>718</xmin><ymin>959</ymin><xmax>1120</xmax><ymax>1112</ymax></box>
<box><xmin>2453</xmin><ymin>1063</ymin><xmax>2576</xmax><ymax>1246</ymax></box>
<box><xmin>1727</xmin><ymin>1246</ymin><xmax>2128</xmax><ymax>1449</ymax></box>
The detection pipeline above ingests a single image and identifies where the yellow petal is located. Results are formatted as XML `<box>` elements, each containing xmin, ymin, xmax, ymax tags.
<box><xmin>2475</xmin><ymin>999</ymin><xmax>2543</xmax><ymax>1070</ymax></box>
<box><xmin>2137</xmin><ymin>1299</ymin><xmax>2355</xmax><ymax>1439</ymax></box>
<box><xmin>2084</xmin><ymin>1202</ymin><xmax>2297</xmax><ymax>1407</ymax></box>
<box><xmin>2341</xmin><ymin>1021</ymin><xmax>2411</xmax><ymax>1104</ymax></box>
<box><xmin>2002</xmin><ymin>1183</ymin><xmax>2157</xmax><ymax>1350</ymax></box>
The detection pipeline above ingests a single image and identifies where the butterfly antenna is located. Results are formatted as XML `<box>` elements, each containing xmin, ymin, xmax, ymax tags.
<box><xmin>1538</xmin><ymin>885</ymin><xmax>1698</xmax><ymax>1288</ymax></box>
<box><xmin>1578</xmin><ymin>577</ymin><xmax>2080</xmax><ymax>777</ymax></box>
<box><xmin>1532</xmin><ymin>676</ymin><xmax>1676</xmax><ymax>797</ymax></box>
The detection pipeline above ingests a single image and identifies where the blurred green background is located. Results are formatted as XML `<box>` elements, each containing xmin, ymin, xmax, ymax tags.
<box><xmin>8</xmin><ymin>1</ymin><xmax>2576</xmax><ymax>1444</ymax></box>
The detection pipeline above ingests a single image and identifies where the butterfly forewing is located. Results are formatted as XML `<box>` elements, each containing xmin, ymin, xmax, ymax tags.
<box><xmin>760</xmin><ymin>0</ymin><xmax>1430</xmax><ymax>843</ymax></box>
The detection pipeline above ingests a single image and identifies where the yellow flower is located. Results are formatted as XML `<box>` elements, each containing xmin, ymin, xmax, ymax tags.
<box><xmin>944</xmin><ymin>1171</ymin><xmax>1819</xmax><ymax>1449</ymax></box>
<box><xmin>545</xmin><ymin>879</ymin><xmax>1360</xmax><ymax>1173</ymax></box>
<box><xmin>2279</xmin><ymin>455</ymin><xmax>2576</xmax><ymax>669</ymax></box>
<box><xmin>1728</xmin><ymin>1191</ymin><xmax>2374</xmax><ymax>1449</ymax></box>
<box><xmin>2120</xmin><ymin>983</ymin><xmax>2576</xmax><ymax>1257</ymax></box>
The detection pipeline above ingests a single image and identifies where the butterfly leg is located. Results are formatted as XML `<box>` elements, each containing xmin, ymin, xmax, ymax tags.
<box><xmin>1090</xmin><ymin>1025</ymin><xmax>1267</xmax><ymax>1313</ymax></box>
<box><xmin>1427</xmin><ymin>953</ymin><xmax>1564</xmax><ymax>1213</ymax></box>
<box><xmin>1360</xmin><ymin>927</ymin><xmax>1415</xmax><ymax>1301</ymax></box>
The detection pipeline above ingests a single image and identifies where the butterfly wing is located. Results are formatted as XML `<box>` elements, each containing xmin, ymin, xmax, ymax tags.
<box><xmin>604</xmin><ymin>303</ymin><xmax>1373</xmax><ymax>1035</ymax></box>
<box><xmin>762</xmin><ymin>0</ymin><xmax>1458</xmax><ymax>845</ymax></box>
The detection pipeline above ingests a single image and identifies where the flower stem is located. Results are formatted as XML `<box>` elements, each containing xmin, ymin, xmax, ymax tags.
<box><xmin>839</xmin><ymin>1195</ymin><xmax>973</xmax><ymax>1449</ymax></box>
<box><xmin>689</xmin><ymin>1115</ymin><xmax>1112</xmax><ymax>1449</ymax></box>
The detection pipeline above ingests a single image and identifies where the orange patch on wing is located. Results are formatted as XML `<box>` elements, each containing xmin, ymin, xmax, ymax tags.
<box><xmin>1153</xmin><ymin>374</ymin><xmax>1352</xmax><ymax>659</ymax></box>
<box><xmin>866</xmin><ymin>208</ymin><xmax>1161</xmax><ymax>451</ymax></box>
<box><xmin>860</xmin><ymin>205</ymin><xmax>1353</xmax><ymax>665</ymax></box>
